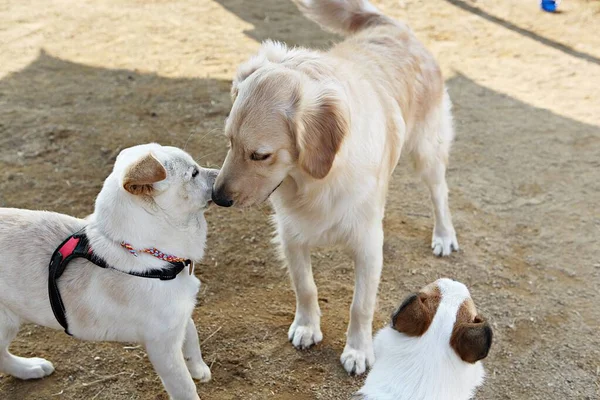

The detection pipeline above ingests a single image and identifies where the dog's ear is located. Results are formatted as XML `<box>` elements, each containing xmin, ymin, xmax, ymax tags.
<box><xmin>391</xmin><ymin>293</ymin><xmax>436</xmax><ymax>336</ymax></box>
<box><xmin>294</xmin><ymin>85</ymin><xmax>348</xmax><ymax>179</ymax></box>
<box><xmin>122</xmin><ymin>153</ymin><xmax>167</xmax><ymax>196</ymax></box>
<box><xmin>450</xmin><ymin>315</ymin><xmax>493</xmax><ymax>363</ymax></box>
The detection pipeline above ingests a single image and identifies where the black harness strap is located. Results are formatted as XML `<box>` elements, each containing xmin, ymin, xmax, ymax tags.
<box><xmin>48</xmin><ymin>231</ymin><xmax>190</xmax><ymax>335</ymax></box>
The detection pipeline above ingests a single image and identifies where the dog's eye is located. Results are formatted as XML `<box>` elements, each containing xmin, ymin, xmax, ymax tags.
<box><xmin>250</xmin><ymin>152</ymin><xmax>271</xmax><ymax>161</ymax></box>
<box><xmin>191</xmin><ymin>168</ymin><xmax>199</xmax><ymax>178</ymax></box>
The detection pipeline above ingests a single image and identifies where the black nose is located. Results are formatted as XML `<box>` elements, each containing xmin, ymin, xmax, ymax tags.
<box><xmin>211</xmin><ymin>186</ymin><xmax>234</xmax><ymax>207</ymax></box>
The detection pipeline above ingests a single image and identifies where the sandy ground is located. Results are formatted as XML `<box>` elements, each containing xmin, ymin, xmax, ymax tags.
<box><xmin>0</xmin><ymin>0</ymin><xmax>599</xmax><ymax>399</ymax></box>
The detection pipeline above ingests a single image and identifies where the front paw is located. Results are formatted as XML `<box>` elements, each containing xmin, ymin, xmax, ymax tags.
<box><xmin>340</xmin><ymin>345</ymin><xmax>374</xmax><ymax>376</ymax></box>
<box><xmin>288</xmin><ymin>320</ymin><xmax>323</xmax><ymax>350</ymax></box>
<box><xmin>9</xmin><ymin>357</ymin><xmax>55</xmax><ymax>380</ymax></box>
<box><xmin>432</xmin><ymin>231</ymin><xmax>459</xmax><ymax>257</ymax></box>
<box><xmin>187</xmin><ymin>360</ymin><xmax>211</xmax><ymax>382</ymax></box>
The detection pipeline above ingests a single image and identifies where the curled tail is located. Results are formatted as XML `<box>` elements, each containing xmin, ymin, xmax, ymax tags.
<box><xmin>294</xmin><ymin>0</ymin><xmax>395</xmax><ymax>36</ymax></box>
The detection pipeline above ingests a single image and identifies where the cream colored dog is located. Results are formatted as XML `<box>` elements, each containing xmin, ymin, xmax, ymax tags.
<box><xmin>212</xmin><ymin>0</ymin><xmax>458</xmax><ymax>375</ymax></box>
<box><xmin>0</xmin><ymin>143</ymin><xmax>216</xmax><ymax>400</ymax></box>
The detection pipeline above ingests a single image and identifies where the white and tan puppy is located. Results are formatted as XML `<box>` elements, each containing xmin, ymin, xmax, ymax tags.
<box><xmin>357</xmin><ymin>278</ymin><xmax>492</xmax><ymax>400</ymax></box>
<box><xmin>212</xmin><ymin>0</ymin><xmax>458</xmax><ymax>374</ymax></box>
<box><xmin>0</xmin><ymin>143</ymin><xmax>217</xmax><ymax>400</ymax></box>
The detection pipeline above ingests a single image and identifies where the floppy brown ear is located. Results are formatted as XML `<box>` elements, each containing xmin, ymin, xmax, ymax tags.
<box><xmin>391</xmin><ymin>293</ymin><xmax>435</xmax><ymax>336</ymax></box>
<box><xmin>450</xmin><ymin>315</ymin><xmax>493</xmax><ymax>363</ymax></box>
<box><xmin>123</xmin><ymin>153</ymin><xmax>167</xmax><ymax>196</ymax></box>
<box><xmin>295</xmin><ymin>88</ymin><xmax>348</xmax><ymax>179</ymax></box>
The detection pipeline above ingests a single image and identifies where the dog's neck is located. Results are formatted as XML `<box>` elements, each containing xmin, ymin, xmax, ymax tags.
<box><xmin>83</xmin><ymin>183</ymin><xmax>207</xmax><ymax>274</ymax></box>
<box><xmin>358</xmin><ymin>323</ymin><xmax>485</xmax><ymax>400</ymax></box>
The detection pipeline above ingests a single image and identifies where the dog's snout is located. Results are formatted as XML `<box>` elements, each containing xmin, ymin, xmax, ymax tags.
<box><xmin>207</xmin><ymin>169</ymin><xmax>219</xmax><ymax>188</ymax></box>
<box><xmin>211</xmin><ymin>185</ymin><xmax>234</xmax><ymax>207</ymax></box>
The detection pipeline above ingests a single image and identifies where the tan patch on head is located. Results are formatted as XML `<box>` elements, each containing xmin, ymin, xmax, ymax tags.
<box><xmin>421</xmin><ymin>281</ymin><xmax>441</xmax><ymax>297</ymax></box>
<box><xmin>461</xmin><ymin>297</ymin><xmax>478</xmax><ymax>319</ymax></box>
<box><xmin>450</xmin><ymin>300</ymin><xmax>493</xmax><ymax>363</ymax></box>
<box><xmin>392</xmin><ymin>284</ymin><xmax>441</xmax><ymax>336</ymax></box>
<box><xmin>123</xmin><ymin>153</ymin><xmax>167</xmax><ymax>196</ymax></box>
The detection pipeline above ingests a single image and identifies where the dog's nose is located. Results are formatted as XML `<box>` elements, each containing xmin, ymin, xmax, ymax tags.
<box><xmin>211</xmin><ymin>186</ymin><xmax>234</xmax><ymax>207</ymax></box>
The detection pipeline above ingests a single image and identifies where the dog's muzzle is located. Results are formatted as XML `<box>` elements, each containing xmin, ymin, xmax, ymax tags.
<box><xmin>211</xmin><ymin>185</ymin><xmax>233</xmax><ymax>207</ymax></box>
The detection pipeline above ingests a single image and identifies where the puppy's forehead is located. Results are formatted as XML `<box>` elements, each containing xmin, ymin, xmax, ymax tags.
<box><xmin>161</xmin><ymin>146</ymin><xmax>196</xmax><ymax>165</ymax></box>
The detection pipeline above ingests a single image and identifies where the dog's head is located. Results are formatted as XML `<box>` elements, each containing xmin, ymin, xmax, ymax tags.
<box><xmin>388</xmin><ymin>278</ymin><xmax>493</xmax><ymax>364</ymax></box>
<box><xmin>212</xmin><ymin>41</ymin><xmax>349</xmax><ymax>208</ymax></box>
<box><xmin>98</xmin><ymin>143</ymin><xmax>218</xmax><ymax>227</ymax></box>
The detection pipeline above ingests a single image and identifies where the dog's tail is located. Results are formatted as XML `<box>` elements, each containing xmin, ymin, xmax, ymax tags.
<box><xmin>294</xmin><ymin>0</ymin><xmax>395</xmax><ymax>36</ymax></box>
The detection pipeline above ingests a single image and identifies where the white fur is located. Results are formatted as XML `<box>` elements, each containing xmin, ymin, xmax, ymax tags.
<box><xmin>0</xmin><ymin>143</ymin><xmax>217</xmax><ymax>400</ymax></box>
<box><xmin>357</xmin><ymin>279</ymin><xmax>486</xmax><ymax>400</ymax></box>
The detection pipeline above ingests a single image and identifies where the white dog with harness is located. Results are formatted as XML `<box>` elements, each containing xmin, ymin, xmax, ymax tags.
<box><xmin>0</xmin><ymin>143</ymin><xmax>217</xmax><ymax>400</ymax></box>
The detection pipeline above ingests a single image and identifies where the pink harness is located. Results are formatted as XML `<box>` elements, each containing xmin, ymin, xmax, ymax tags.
<box><xmin>48</xmin><ymin>230</ymin><xmax>191</xmax><ymax>335</ymax></box>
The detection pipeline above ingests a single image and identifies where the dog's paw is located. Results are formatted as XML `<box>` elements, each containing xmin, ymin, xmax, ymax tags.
<box><xmin>340</xmin><ymin>345</ymin><xmax>374</xmax><ymax>376</ymax></box>
<box><xmin>288</xmin><ymin>320</ymin><xmax>323</xmax><ymax>350</ymax></box>
<box><xmin>432</xmin><ymin>231</ymin><xmax>459</xmax><ymax>257</ymax></box>
<box><xmin>187</xmin><ymin>360</ymin><xmax>211</xmax><ymax>382</ymax></box>
<box><xmin>9</xmin><ymin>357</ymin><xmax>55</xmax><ymax>380</ymax></box>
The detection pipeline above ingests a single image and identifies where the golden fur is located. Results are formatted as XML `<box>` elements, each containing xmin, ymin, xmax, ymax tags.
<box><xmin>212</xmin><ymin>0</ymin><xmax>459</xmax><ymax>375</ymax></box>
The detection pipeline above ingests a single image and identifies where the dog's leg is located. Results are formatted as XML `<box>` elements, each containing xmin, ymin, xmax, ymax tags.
<box><xmin>421</xmin><ymin>159</ymin><xmax>458</xmax><ymax>256</ymax></box>
<box><xmin>413</xmin><ymin>95</ymin><xmax>459</xmax><ymax>256</ymax></box>
<box><xmin>341</xmin><ymin>223</ymin><xmax>383</xmax><ymax>376</ymax></box>
<box><xmin>0</xmin><ymin>308</ymin><xmax>54</xmax><ymax>380</ymax></box>
<box><xmin>146</xmin><ymin>337</ymin><xmax>199</xmax><ymax>400</ymax></box>
<box><xmin>182</xmin><ymin>318</ymin><xmax>211</xmax><ymax>382</ymax></box>
<box><xmin>283</xmin><ymin>239</ymin><xmax>323</xmax><ymax>349</ymax></box>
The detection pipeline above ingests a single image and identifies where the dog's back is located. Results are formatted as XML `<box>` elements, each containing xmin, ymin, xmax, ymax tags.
<box><xmin>296</xmin><ymin>0</ymin><xmax>445</xmax><ymax>136</ymax></box>
<box><xmin>0</xmin><ymin>208</ymin><xmax>86</xmax><ymax>328</ymax></box>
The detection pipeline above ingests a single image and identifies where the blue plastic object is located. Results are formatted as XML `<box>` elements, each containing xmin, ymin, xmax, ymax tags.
<box><xmin>541</xmin><ymin>0</ymin><xmax>558</xmax><ymax>12</ymax></box>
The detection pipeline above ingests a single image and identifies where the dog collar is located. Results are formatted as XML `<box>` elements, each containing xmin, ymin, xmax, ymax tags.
<box><xmin>48</xmin><ymin>230</ymin><xmax>191</xmax><ymax>335</ymax></box>
<box><xmin>120</xmin><ymin>241</ymin><xmax>188</xmax><ymax>264</ymax></box>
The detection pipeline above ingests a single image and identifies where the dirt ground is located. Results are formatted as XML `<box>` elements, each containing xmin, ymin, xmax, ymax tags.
<box><xmin>0</xmin><ymin>0</ymin><xmax>599</xmax><ymax>399</ymax></box>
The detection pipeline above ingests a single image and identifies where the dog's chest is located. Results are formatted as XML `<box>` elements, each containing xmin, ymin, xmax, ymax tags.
<box><xmin>274</xmin><ymin>203</ymin><xmax>368</xmax><ymax>247</ymax></box>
